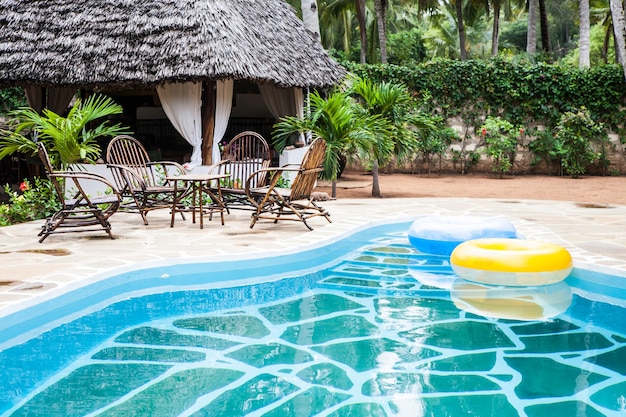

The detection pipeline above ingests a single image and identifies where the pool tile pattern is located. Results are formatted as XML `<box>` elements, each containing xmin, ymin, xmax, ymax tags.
<box><xmin>6</xmin><ymin>232</ymin><xmax>626</xmax><ymax>417</ymax></box>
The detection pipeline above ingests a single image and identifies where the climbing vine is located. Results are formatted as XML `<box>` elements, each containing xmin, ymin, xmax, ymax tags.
<box><xmin>342</xmin><ymin>58</ymin><xmax>626</xmax><ymax>137</ymax></box>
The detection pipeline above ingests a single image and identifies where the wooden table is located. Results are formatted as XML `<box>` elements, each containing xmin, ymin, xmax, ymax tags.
<box><xmin>166</xmin><ymin>174</ymin><xmax>229</xmax><ymax>229</ymax></box>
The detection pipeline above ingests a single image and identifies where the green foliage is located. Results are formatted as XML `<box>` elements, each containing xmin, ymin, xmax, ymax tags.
<box><xmin>554</xmin><ymin>107</ymin><xmax>608</xmax><ymax>178</ymax></box>
<box><xmin>480</xmin><ymin>117</ymin><xmax>521</xmax><ymax>177</ymax></box>
<box><xmin>0</xmin><ymin>94</ymin><xmax>131</xmax><ymax>169</ymax></box>
<box><xmin>387</xmin><ymin>28</ymin><xmax>427</xmax><ymax>65</ymax></box>
<box><xmin>274</xmin><ymin>174</ymin><xmax>291</xmax><ymax>188</ymax></box>
<box><xmin>560</xmin><ymin>23</ymin><xmax>617</xmax><ymax>67</ymax></box>
<box><xmin>527</xmin><ymin>128</ymin><xmax>562</xmax><ymax>175</ymax></box>
<box><xmin>413</xmin><ymin>115</ymin><xmax>456</xmax><ymax>175</ymax></box>
<box><xmin>498</xmin><ymin>19</ymin><xmax>529</xmax><ymax>54</ymax></box>
<box><xmin>341</xmin><ymin>59</ymin><xmax>626</xmax><ymax>135</ymax></box>
<box><xmin>273</xmin><ymin>89</ymin><xmax>385</xmax><ymax>181</ymax></box>
<box><xmin>0</xmin><ymin>87</ymin><xmax>27</xmax><ymax>115</ymax></box>
<box><xmin>0</xmin><ymin>178</ymin><xmax>61</xmax><ymax>226</ymax></box>
<box><xmin>348</xmin><ymin>76</ymin><xmax>415</xmax><ymax>166</ymax></box>
<box><xmin>450</xmin><ymin>148</ymin><xmax>480</xmax><ymax>174</ymax></box>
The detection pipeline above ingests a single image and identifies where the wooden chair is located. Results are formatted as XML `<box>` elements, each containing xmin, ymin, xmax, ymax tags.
<box><xmin>106</xmin><ymin>135</ymin><xmax>185</xmax><ymax>225</ymax></box>
<box><xmin>37</xmin><ymin>143</ymin><xmax>122</xmax><ymax>242</ymax></box>
<box><xmin>245</xmin><ymin>137</ymin><xmax>331</xmax><ymax>230</ymax></box>
<box><xmin>208</xmin><ymin>131</ymin><xmax>272</xmax><ymax>211</ymax></box>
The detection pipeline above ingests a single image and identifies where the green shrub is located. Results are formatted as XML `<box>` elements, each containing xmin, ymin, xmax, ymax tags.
<box><xmin>341</xmin><ymin>59</ymin><xmax>626</xmax><ymax>134</ymax></box>
<box><xmin>0</xmin><ymin>177</ymin><xmax>61</xmax><ymax>226</ymax></box>
<box><xmin>555</xmin><ymin>107</ymin><xmax>608</xmax><ymax>178</ymax></box>
<box><xmin>480</xmin><ymin>116</ymin><xmax>522</xmax><ymax>178</ymax></box>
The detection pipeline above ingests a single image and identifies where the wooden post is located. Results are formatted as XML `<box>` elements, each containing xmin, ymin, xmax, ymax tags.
<box><xmin>201</xmin><ymin>80</ymin><xmax>216</xmax><ymax>165</ymax></box>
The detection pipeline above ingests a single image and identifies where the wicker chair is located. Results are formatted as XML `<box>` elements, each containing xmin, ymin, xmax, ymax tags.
<box><xmin>245</xmin><ymin>137</ymin><xmax>331</xmax><ymax>230</ymax></box>
<box><xmin>106</xmin><ymin>135</ymin><xmax>185</xmax><ymax>225</ymax></box>
<box><xmin>208</xmin><ymin>131</ymin><xmax>272</xmax><ymax>211</ymax></box>
<box><xmin>36</xmin><ymin>143</ymin><xmax>121</xmax><ymax>242</ymax></box>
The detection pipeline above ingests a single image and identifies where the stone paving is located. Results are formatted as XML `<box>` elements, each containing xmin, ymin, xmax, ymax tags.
<box><xmin>2</xmin><ymin>197</ymin><xmax>626</xmax><ymax>319</ymax></box>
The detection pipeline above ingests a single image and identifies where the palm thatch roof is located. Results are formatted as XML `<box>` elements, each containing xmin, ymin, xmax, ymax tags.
<box><xmin>0</xmin><ymin>0</ymin><xmax>345</xmax><ymax>89</ymax></box>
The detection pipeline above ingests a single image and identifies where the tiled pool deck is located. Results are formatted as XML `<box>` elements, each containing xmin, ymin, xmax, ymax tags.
<box><xmin>2</xmin><ymin>196</ymin><xmax>626</xmax><ymax>318</ymax></box>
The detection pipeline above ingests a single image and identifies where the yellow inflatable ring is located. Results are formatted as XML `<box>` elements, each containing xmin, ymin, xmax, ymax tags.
<box><xmin>450</xmin><ymin>238</ymin><xmax>572</xmax><ymax>286</ymax></box>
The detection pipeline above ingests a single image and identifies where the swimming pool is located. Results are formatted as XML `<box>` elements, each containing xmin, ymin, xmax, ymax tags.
<box><xmin>1</xmin><ymin>221</ymin><xmax>625</xmax><ymax>416</ymax></box>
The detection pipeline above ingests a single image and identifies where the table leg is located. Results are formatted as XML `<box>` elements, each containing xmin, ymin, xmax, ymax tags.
<box><xmin>216</xmin><ymin>182</ymin><xmax>225</xmax><ymax>225</ymax></box>
<box><xmin>203</xmin><ymin>181</ymin><xmax>226</xmax><ymax>226</ymax></box>
<box><xmin>170</xmin><ymin>181</ymin><xmax>179</xmax><ymax>228</ymax></box>
<box><xmin>190</xmin><ymin>182</ymin><xmax>197</xmax><ymax>225</ymax></box>
<box><xmin>198</xmin><ymin>180</ymin><xmax>204</xmax><ymax>229</ymax></box>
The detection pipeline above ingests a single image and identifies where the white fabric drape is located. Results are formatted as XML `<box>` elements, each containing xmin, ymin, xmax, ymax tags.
<box><xmin>157</xmin><ymin>82</ymin><xmax>203</xmax><ymax>167</ymax></box>
<box><xmin>259</xmin><ymin>85</ymin><xmax>303</xmax><ymax>119</ymax></box>
<box><xmin>213</xmin><ymin>79</ymin><xmax>234</xmax><ymax>163</ymax></box>
<box><xmin>259</xmin><ymin>85</ymin><xmax>304</xmax><ymax>142</ymax></box>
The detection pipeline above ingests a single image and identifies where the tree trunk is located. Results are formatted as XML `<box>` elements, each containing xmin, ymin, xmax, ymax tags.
<box><xmin>456</xmin><ymin>0</ymin><xmax>467</xmax><ymax>60</ymax></box>
<box><xmin>491</xmin><ymin>0</ymin><xmax>501</xmax><ymax>56</ymax></box>
<box><xmin>603</xmin><ymin>22</ymin><xmax>612</xmax><ymax>63</ymax></box>
<box><xmin>610</xmin><ymin>0</ymin><xmax>626</xmax><ymax>79</ymax></box>
<box><xmin>374</xmin><ymin>0</ymin><xmax>388</xmax><ymax>63</ymax></box>
<box><xmin>301</xmin><ymin>0</ymin><xmax>321</xmax><ymax>40</ymax></box>
<box><xmin>527</xmin><ymin>0</ymin><xmax>538</xmax><ymax>53</ymax></box>
<box><xmin>538</xmin><ymin>0</ymin><xmax>551</xmax><ymax>54</ymax></box>
<box><xmin>579</xmin><ymin>0</ymin><xmax>591</xmax><ymax>67</ymax></box>
<box><xmin>331</xmin><ymin>180</ymin><xmax>337</xmax><ymax>199</ymax></box>
<box><xmin>356</xmin><ymin>0</ymin><xmax>368</xmax><ymax>64</ymax></box>
<box><xmin>371</xmin><ymin>159</ymin><xmax>382</xmax><ymax>197</ymax></box>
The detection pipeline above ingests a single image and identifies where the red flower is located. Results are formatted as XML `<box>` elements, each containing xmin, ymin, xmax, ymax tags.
<box><xmin>481</xmin><ymin>127</ymin><xmax>487</xmax><ymax>136</ymax></box>
<box><xmin>19</xmin><ymin>182</ymin><xmax>29</xmax><ymax>192</ymax></box>
<box><xmin>519</xmin><ymin>128</ymin><xmax>525</xmax><ymax>134</ymax></box>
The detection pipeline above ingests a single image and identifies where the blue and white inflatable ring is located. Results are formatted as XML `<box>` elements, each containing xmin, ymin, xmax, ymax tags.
<box><xmin>408</xmin><ymin>215</ymin><xmax>517</xmax><ymax>256</ymax></box>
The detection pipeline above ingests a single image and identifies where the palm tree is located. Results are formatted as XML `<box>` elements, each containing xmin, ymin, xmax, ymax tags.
<box><xmin>538</xmin><ymin>0</ymin><xmax>551</xmax><ymax>54</ymax></box>
<box><xmin>273</xmin><ymin>89</ymin><xmax>386</xmax><ymax>198</ymax></box>
<box><xmin>579</xmin><ymin>0</ymin><xmax>591</xmax><ymax>67</ymax></box>
<box><xmin>455</xmin><ymin>0</ymin><xmax>468</xmax><ymax>59</ymax></box>
<box><xmin>0</xmin><ymin>94</ymin><xmax>129</xmax><ymax>169</ymax></box>
<box><xmin>301</xmin><ymin>0</ymin><xmax>322</xmax><ymax>39</ymax></box>
<box><xmin>610</xmin><ymin>0</ymin><xmax>626</xmax><ymax>78</ymax></box>
<box><xmin>528</xmin><ymin>0</ymin><xmax>539</xmax><ymax>53</ymax></box>
<box><xmin>492</xmin><ymin>0</ymin><xmax>502</xmax><ymax>55</ymax></box>
<box><xmin>319</xmin><ymin>0</ymin><xmax>369</xmax><ymax>63</ymax></box>
<box><xmin>349</xmin><ymin>76</ymin><xmax>433</xmax><ymax>197</ymax></box>
<box><xmin>356</xmin><ymin>0</ymin><xmax>368</xmax><ymax>63</ymax></box>
<box><xmin>374</xmin><ymin>0</ymin><xmax>389</xmax><ymax>63</ymax></box>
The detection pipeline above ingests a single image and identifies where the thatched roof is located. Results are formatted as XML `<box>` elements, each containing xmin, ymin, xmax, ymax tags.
<box><xmin>0</xmin><ymin>0</ymin><xmax>345</xmax><ymax>89</ymax></box>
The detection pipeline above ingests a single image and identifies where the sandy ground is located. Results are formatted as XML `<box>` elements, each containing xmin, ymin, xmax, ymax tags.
<box><xmin>316</xmin><ymin>170</ymin><xmax>626</xmax><ymax>205</ymax></box>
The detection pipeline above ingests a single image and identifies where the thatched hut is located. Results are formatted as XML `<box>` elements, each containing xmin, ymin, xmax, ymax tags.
<box><xmin>0</xmin><ymin>0</ymin><xmax>345</xmax><ymax>166</ymax></box>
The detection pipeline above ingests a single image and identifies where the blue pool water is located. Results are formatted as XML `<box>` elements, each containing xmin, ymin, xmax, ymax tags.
<box><xmin>1</xmin><ymin>221</ymin><xmax>626</xmax><ymax>416</ymax></box>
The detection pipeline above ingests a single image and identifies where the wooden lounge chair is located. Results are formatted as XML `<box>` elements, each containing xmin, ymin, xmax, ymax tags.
<box><xmin>208</xmin><ymin>131</ymin><xmax>272</xmax><ymax>211</ymax></box>
<box><xmin>106</xmin><ymin>135</ymin><xmax>185</xmax><ymax>225</ymax></box>
<box><xmin>245</xmin><ymin>137</ymin><xmax>331</xmax><ymax>230</ymax></box>
<box><xmin>37</xmin><ymin>143</ymin><xmax>122</xmax><ymax>242</ymax></box>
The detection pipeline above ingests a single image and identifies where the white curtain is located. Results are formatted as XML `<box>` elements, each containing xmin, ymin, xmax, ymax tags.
<box><xmin>259</xmin><ymin>85</ymin><xmax>303</xmax><ymax>119</ymax></box>
<box><xmin>213</xmin><ymin>79</ymin><xmax>233</xmax><ymax>163</ymax></box>
<box><xmin>260</xmin><ymin>85</ymin><xmax>305</xmax><ymax>142</ymax></box>
<box><xmin>157</xmin><ymin>82</ymin><xmax>202</xmax><ymax>167</ymax></box>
